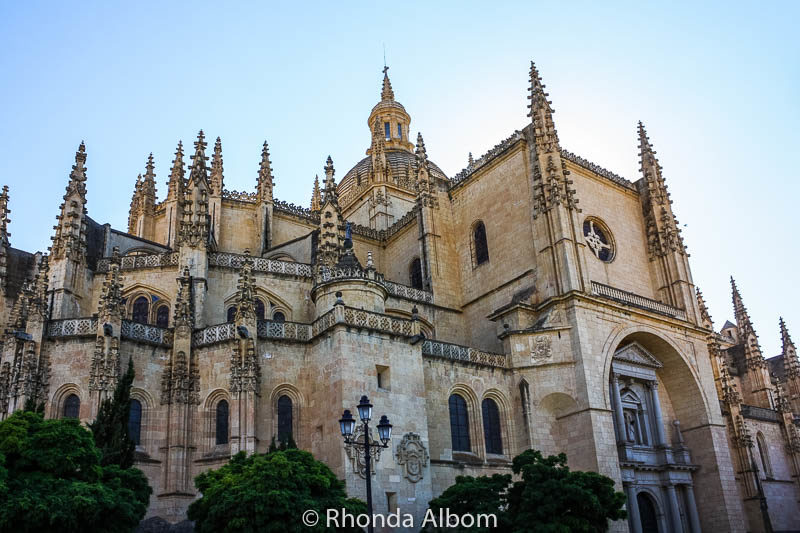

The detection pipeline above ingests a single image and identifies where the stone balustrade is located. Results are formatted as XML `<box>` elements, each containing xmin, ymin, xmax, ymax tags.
<box><xmin>192</xmin><ymin>322</ymin><xmax>237</xmax><ymax>346</ymax></box>
<box><xmin>422</xmin><ymin>339</ymin><xmax>506</xmax><ymax>368</ymax></box>
<box><xmin>47</xmin><ymin>318</ymin><xmax>98</xmax><ymax>338</ymax></box>
<box><xmin>383</xmin><ymin>280</ymin><xmax>433</xmax><ymax>304</ymax></box>
<box><xmin>342</xmin><ymin>306</ymin><xmax>414</xmax><ymax>336</ymax></box>
<box><xmin>208</xmin><ymin>253</ymin><xmax>313</xmax><ymax>278</ymax></box>
<box><xmin>741</xmin><ymin>404</ymin><xmax>780</xmax><ymax>423</ymax></box>
<box><xmin>591</xmin><ymin>281</ymin><xmax>688</xmax><ymax>321</ymax></box>
<box><xmin>257</xmin><ymin>320</ymin><xmax>312</xmax><ymax>342</ymax></box>
<box><xmin>121</xmin><ymin>320</ymin><xmax>173</xmax><ymax>347</ymax></box>
<box><xmin>96</xmin><ymin>252</ymin><xmax>179</xmax><ymax>273</ymax></box>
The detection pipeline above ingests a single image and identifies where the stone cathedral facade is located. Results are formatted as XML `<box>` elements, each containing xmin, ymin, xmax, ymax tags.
<box><xmin>1</xmin><ymin>63</ymin><xmax>799</xmax><ymax>532</ymax></box>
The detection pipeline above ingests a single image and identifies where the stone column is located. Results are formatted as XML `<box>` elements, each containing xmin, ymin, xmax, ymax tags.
<box><xmin>624</xmin><ymin>483</ymin><xmax>643</xmax><ymax>533</ymax></box>
<box><xmin>648</xmin><ymin>380</ymin><xmax>667</xmax><ymax>447</ymax></box>
<box><xmin>612</xmin><ymin>373</ymin><xmax>627</xmax><ymax>442</ymax></box>
<box><xmin>665</xmin><ymin>484</ymin><xmax>684</xmax><ymax>533</ymax></box>
<box><xmin>684</xmin><ymin>484</ymin><xmax>702</xmax><ymax>533</ymax></box>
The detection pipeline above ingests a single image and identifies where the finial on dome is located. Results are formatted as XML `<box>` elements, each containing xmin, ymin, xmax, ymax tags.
<box><xmin>381</xmin><ymin>66</ymin><xmax>394</xmax><ymax>101</ymax></box>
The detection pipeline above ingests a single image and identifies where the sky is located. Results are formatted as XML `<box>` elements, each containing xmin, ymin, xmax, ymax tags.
<box><xmin>1</xmin><ymin>1</ymin><xmax>798</xmax><ymax>357</ymax></box>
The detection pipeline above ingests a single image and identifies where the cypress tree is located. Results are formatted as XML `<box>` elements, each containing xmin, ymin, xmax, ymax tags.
<box><xmin>89</xmin><ymin>356</ymin><xmax>136</xmax><ymax>468</ymax></box>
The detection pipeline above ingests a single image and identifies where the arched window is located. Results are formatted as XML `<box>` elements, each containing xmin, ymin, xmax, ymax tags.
<box><xmin>482</xmin><ymin>398</ymin><xmax>503</xmax><ymax>454</ymax></box>
<box><xmin>409</xmin><ymin>258</ymin><xmax>423</xmax><ymax>290</ymax></box>
<box><xmin>255</xmin><ymin>300</ymin><xmax>266</xmax><ymax>321</ymax></box>
<box><xmin>273</xmin><ymin>311</ymin><xmax>286</xmax><ymax>323</ymax></box>
<box><xmin>132</xmin><ymin>296</ymin><xmax>149</xmax><ymax>324</ymax></box>
<box><xmin>757</xmin><ymin>432</ymin><xmax>773</xmax><ymax>478</ymax></box>
<box><xmin>277</xmin><ymin>395</ymin><xmax>293</xmax><ymax>444</ymax></box>
<box><xmin>128</xmin><ymin>399</ymin><xmax>142</xmax><ymax>445</ymax></box>
<box><xmin>216</xmin><ymin>400</ymin><xmax>229</xmax><ymax>445</ymax></box>
<box><xmin>63</xmin><ymin>394</ymin><xmax>80</xmax><ymax>419</ymax></box>
<box><xmin>155</xmin><ymin>305</ymin><xmax>169</xmax><ymax>328</ymax></box>
<box><xmin>226</xmin><ymin>306</ymin><xmax>237</xmax><ymax>323</ymax></box>
<box><xmin>473</xmin><ymin>221</ymin><xmax>489</xmax><ymax>265</ymax></box>
<box><xmin>448</xmin><ymin>394</ymin><xmax>471</xmax><ymax>452</ymax></box>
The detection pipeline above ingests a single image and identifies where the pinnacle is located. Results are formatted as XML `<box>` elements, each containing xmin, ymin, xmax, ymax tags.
<box><xmin>780</xmin><ymin>317</ymin><xmax>795</xmax><ymax>351</ymax></box>
<box><xmin>325</xmin><ymin>156</ymin><xmax>334</xmax><ymax>174</ymax></box>
<box><xmin>527</xmin><ymin>61</ymin><xmax>552</xmax><ymax>116</ymax></box>
<box><xmin>381</xmin><ymin>66</ymin><xmax>395</xmax><ymax>101</ymax></box>
<box><xmin>638</xmin><ymin>121</ymin><xmax>656</xmax><ymax>157</ymax></box>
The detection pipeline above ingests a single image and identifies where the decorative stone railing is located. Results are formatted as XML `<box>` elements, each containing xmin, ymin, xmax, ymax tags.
<box><xmin>222</xmin><ymin>189</ymin><xmax>257</xmax><ymax>203</ymax></box>
<box><xmin>741</xmin><ymin>404</ymin><xmax>780</xmax><ymax>423</ymax></box>
<box><xmin>96</xmin><ymin>252</ymin><xmax>179</xmax><ymax>273</ymax></box>
<box><xmin>590</xmin><ymin>281</ymin><xmax>687</xmax><ymax>321</ymax></box>
<box><xmin>257</xmin><ymin>320</ymin><xmax>312</xmax><ymax>342</ymax></box>
<box><xmin>383</xmin><ymin>280</ymin><xmax>433</xmax><ymax>304</ymax></box>
<box><xmin>273</xmin><ymin>199</ymin><xmax>319</xmax><ymax>224</ymax></box>
<box><xmin>121</xmin><ymin>320</ymin><xmax>173</xmax><ymax>346</ymax></box>
<box><xmin>450</xmin><ymin>131</ymin><xmax>524</xmax><ymax>186</ymax></box>
<box><xmin>47</xmin><ymin>318</ymin><xmax>98</xmax><ymax>338</ymax></box>
<box><xmin>342</xmin><ymin>307</ymin><xmax>414</xmax><ymax>336</ymax></box>
<box><xmin>193</xmin><ymin>322</ymin><xmax>237</xmax><ymax>347</ymax></box>
<box><xmin>312</xmin><ymin>310</ymin><xmax>336</xmax><ymax>337</ymax></box>
<box><xmin>208</xmin><ymin>253</ymin><xmax>313</xmax><ymax>278</ymax></box>
<box><xmin>560</xmin><ymin>150</ymin><xmax>635</xmax><ymax>191</ymax></box>
<box><xmin>315</xmin><ymin>266</ymin><xmax>433</xmax><ymax>305</ymax></box>
<box><xmin>422</xmin><ymin>339</ymin><xmax>506</xmax><ymax>368</ymax></box>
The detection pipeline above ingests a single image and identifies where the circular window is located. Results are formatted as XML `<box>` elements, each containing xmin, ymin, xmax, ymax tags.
<box><xmin>583</xmin><ymin>218</ymin><xmax>615</xmax><ymax>262</ymax></box>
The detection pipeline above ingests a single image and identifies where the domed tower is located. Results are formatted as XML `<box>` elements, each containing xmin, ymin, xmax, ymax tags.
<box><xmin>337</xmin><ymin>67</ymin><xmax>448</xmax><ymax>229</ymax></box>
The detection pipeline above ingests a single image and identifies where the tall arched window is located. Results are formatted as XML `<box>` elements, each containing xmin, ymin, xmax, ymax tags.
<box><xmin>132</xmin><ymin>296</ymin><xmax>150</xmax><ymax>324</ymax></box>
<box><xmin>448</xmin><ymin>394</ymin><xmax>471</xmax><ymax>452</ymax></box>
<box><xmin>255</xmin><ymin>300</ymin><xmax>266</xmax><ymax>321</ymax></box>
<box><xmin>473</xmin><ymin>221</ymin><xmax>489</xmax><ymax>265</ymax></box>
<box><xmin>757</xmin><ymin>432</ymin><xmax>773</xmax><ymax>478</ymax></box>
<box><xmin>63</xmin><ymin>394</ymin><xmax>80</xmax><ymax>419</ymax></box>
<box><xmin>128</xmin><ymin>399</ymin><xmax>142</xmax><ymax>445</ymax></box>
<box><xmin>277</xmin><ymin>395</ymin><xmax>293</xmax><ymax>444</ymax></box>
<box><xmin>409</xmin><ymin>258</ymin><xmax>423</xmax><ymax>290</ymax></box>
<box><xmin>155</xmin><ymin>305</ymin><xmax>169</xmax><ymax>328</ymax></box>
<box><xmin>482</xmin><ymin>398</ymin><xmax>503</xmax><ymax>454</ymax></box>
<box><xmin>216</xmin><ymin>400</ymin><xmax>229</xmax><ymax>445</ymax></box>
<box><xmin>226</xmin><ymin>306</ymin><xmax>237</xmax><ymax>323</ymax></box>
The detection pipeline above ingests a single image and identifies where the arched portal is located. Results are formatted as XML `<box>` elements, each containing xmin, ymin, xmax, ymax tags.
<box><xmin>637</xmin><ymin>492</ymin><xmax>660</xmax><ymax>533</ymax></box>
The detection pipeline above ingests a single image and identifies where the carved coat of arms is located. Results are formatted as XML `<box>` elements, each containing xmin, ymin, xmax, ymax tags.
<box><xmin>395</xmin><ymin>432</ymin><xmax>429</xmax><ymax>483</ymax></box>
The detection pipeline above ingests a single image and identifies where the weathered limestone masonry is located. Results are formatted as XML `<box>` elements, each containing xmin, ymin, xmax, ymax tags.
<box><xmin>1</xmin><ymin>62</ymin><xmax>798</xmax><ymax>532</ymax></box>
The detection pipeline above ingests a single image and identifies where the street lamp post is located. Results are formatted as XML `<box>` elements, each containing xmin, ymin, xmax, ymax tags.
<box><xmin>339</xmin><ymin>395</ymin><xmax>392</xmax><ymax>533</ymax></box>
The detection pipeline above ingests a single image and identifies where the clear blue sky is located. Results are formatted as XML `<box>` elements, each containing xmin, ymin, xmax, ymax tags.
<box><xmin>1</xmin><ymin>1</ymin><xmax>798</xmax><ymax>357</ymax></box>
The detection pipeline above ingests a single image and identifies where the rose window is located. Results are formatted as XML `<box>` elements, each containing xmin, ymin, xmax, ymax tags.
<box><xmin>583</xmin><ymin>218</ymin><xmax>614</xmax><ymax>262</ymax></box>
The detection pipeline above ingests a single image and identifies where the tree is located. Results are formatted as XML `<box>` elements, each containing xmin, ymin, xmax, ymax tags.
<box><xmin>426</xmin><ymin>449</ymin><xmax>626</xmax><ymax>533</ymax></box>
<box><xmin>0</xmin><ymin>409</ymin><xmax>151</xmax><ymax>533</ymax></box>
<box><xmin>188</xmin><ymin>448</ymin><xmax>366</xmax><ymax>533</ymax></box>
<box><xmin>89</xmin><ymin>357</ymin><xmax>136</xmax><ymax>468</ymax></box>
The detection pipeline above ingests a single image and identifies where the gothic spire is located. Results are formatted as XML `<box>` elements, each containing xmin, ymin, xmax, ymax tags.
<box><xmin>30</xmin><ymin>255</ymin><xmax>49</xmax><ymax>318</ymax></box>
<box><xmin>128</xmin><ymin>174</ymin><xmax>142</xmax><ymax>233</ymax></box>
<box><xmin>638</xmin><ymin>121</ymin><xmax>686</xmax><ymax>257</ymax></box>
<box><xmin>731</xmin><ymin>277</ymin><xmax>754</xmax><ymax>333</ymax></box>
<box><xmin>527</xmin><ymin>62</ymin><xmax>560</xmax><ymax>153</ymax></box>
<box><xmin>257</xmin><ymin>141</ymin><xmax>273</xmax><ymax>202</ymax></box>
<box><xmin>210</xmin><ymin>137</ymin><xmax>224</xmax><ymax>196</ymax></box>
<box><xmin>142</xmin><ymin>153</ymin><xmax>157</xmax><ymax>199</ymax></box>
<box><xmin>310</xmin><ymin>175</ymin><xmax>321</xmax><ymax>213</ymax></box>
<box><xmin>415</xmin><ymin>133</ymin><xmax>437</xmax><ymax>208</ymax></box>
<box><xmin>780</xmin><ymin>317</ymin><xmax>800</xmax><ymax>377</ymax></box>
<box><xmin>188</xmin><ymin>130</ymin><xmax>209</xmax><ymax>186</ymax></box>
<box><xmin>381</xmin><ymin>66</ymin><xmax>394</xmax><ymax>101</ymax></box>
<box><xmin>0</xmin><ymin>185</ymin><xmax>9</xmax><ymax>248</ymax></box>
<box><xmin>167</xmin><ymin>141</ymin><xmax>186</xmax><ymax>201</ymax></box>
<box><xmin>0</xmin><ymin>186</ymin><xmax>9</xmax><ymax>294</ymax></box>
<box><xmin>323</xmin><ymin>156</ymin><xmax>337</xmax><ymax>201</ymax></box>
<box><xmin>696</xmin><ymin>287</ymin><xmax>713</xmax><ymax>328</ymax></box>
<box><xmin>51</xmin><ymin>142</ymin><xmax>88</xmax><ymax>261</ymax></box>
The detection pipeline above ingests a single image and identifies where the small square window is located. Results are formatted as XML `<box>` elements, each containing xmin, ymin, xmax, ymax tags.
<box><xmin>376</xmin><ymin>365</ymin><xmax>390</xmax><ymax>390</ymax></box>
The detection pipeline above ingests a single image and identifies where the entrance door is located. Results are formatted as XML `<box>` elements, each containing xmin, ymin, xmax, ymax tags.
<box><xmin>638</xmin><ymin>492</ymin><xmax>660</xmax><ymax>533</ymax></box>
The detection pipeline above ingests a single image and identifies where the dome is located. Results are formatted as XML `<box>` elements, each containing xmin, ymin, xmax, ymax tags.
<box><xmin>337</xmin><ymin>149</ymin><xmax>448</xmax><ymax>202</ymax></box>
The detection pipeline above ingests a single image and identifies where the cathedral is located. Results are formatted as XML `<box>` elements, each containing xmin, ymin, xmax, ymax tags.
<box><xmin>1</xmin><ymin>62</ymin><xmax>799</xmax><ymax>532</ymax></box>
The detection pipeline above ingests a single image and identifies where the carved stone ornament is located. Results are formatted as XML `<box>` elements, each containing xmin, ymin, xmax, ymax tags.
<box><xmin>395</xmin><ymin>432</ymin><xmax>429</xmax><ymax>483</ymax></box>
<box><xmin>530</xmin><ymin>335</ymin><xmax>552</xmax><ymax>363</ymax></box>
<box><xmin>613</xmin><ymin>342</ymin><xmax>663</xmax><ymax>368</ymax></box>
<box><xmin>345</xmin><ymin>426</ymin><xmax>381</xmax><ymax>478</ymax></box>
